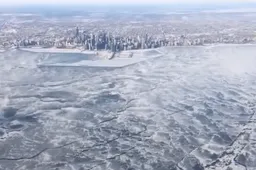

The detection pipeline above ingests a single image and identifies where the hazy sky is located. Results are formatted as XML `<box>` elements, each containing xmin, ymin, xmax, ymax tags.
<box><xmin>1</xmin><ymin>0</ymin><xmax>256</xmax><ymax>5</ymax></box>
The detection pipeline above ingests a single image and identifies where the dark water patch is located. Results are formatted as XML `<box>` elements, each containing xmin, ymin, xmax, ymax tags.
<box><xmin>206</xmin><ymin>96</ymin><xmax>219</xmax><ymax>105</ymax></box>
<box><xmin>228</xmin><ymin>90</ymin><xmax>240</xmax><ymax>96</ymax></box>
<box><xmin>237</xmin><ymin>105</ymin><xmax>246</xmax><ymax>112</ymax></box>
<box><xmin>120</xmin><ymin>144</ymin><xmax>131</xmax><ymax>150</ymax></box>
<box><xmin>50</xmin><ymin>162</ymin><xmax>66</xmax><ymax>168</ymax></box>
<box><xmin>228</xmin><ymin>98</ymin><xmax>238</xmax><ymax>103</ymax></box>
<box><xmin>0</xmin><ymin>129</ymin><xmax>4</xmax><ymax>136</ymax></box>
<box><xmin>216</xmin><ymin>92</ymin><xmax>225</xmax><ymax>100</ymax></box>
<box><xmin>202</xmin><ymin>126</ymin><xmax>214</xmax><ymax>138</ymax></box>
<box><xmin>9</xmin><ymin>121</ymin><xmax>24</xmax><ymax>130</ymax></box>
<box><xmin>109</xmin><ymin>159</ymin><xmax>131</xmax><ymax>170</ymax></box>
<box><xmin>184</xmin><ymin>105</ymin><xmax>194</xmax><ymax>111</ymax></box>
<box><xmin>94</xmin><ymin>92</ymin><xmax>125</xmax><ymax>105</ymax></box>
<box><xmin>208</xmin><ymin>122</ymin><xmax>220</xmax><ymax>131</ymax></box>
<box><xmin>76</xmin><ymin>101</ymin><xmax>101</xmax><ymax>112</ymax></box>
<box><xmin>2</xmin><ymin>107</ymin><xmax>18</xmax><ymax>118</ymax></box>
<box><xmin>220</xmin><ymin>103</ymin><xmax>227</xmax><ymax>107</ymax></box>
<box><xmin>109</xmin><ymin>147</ymin><xmax>120</xmax><ymax>155</ymax></box>
<box><xmin>187</xmin><ymin>135</ymin><xmax>201</xmax><ymax>147</ymax></box>
<box><xmin>108</xmin><ymin>82</ymin><xmax>116</xmax><ymax>88</ymax></box>
<box><xmin>236</xmin><ymin>153</ymin><xmax>248</xmax><ymax>166</ymax></box>
<box><xmin>108</xmin><ymin>140</ymin><xmax>120</xmax><ymax>149</ymax></box>
<box><xmin>239</xmin><ymin>113</ymin><xmax>251</xmax><ymax>117</ymax></box>
<box><xmin>196</xmin><ymin>148</ymin><xmax>219</xmax><ymax>160</ymax></box>
<box><xmin>157</xmin><ymin>132</ymin><xmax>170</xmax><ymax>141</ymax></box>
<box><xmin>188</xmin><ymin>125</ymin><xmax>200</xmax><ymax>135</ymax></box>
<box><xmin>206</xmin><ymin>109</ymin><xmax>214</xmax><ymax>116</ymax></box>
<box><xmin>192</xmin><ymin>163</ymin><xmax>204</xmax><ymax>170</ymax></box>
<box><xmin>182</xmin><ymin>156</ymin><xmax>204</xmax><ymax>170</ymax></box>
<box><xmin>218</xmin><ymin>132</ymin><xmax>232</xmax><ymax>143</ymax></box>
<box><xmin>195</xmin><ymin>114</ymin><xmax>211</xmax><ymax>125</ymax></box>
<box><xmin>170</xmin><ymin>148</ymin><xmax>186</xmax><ymax>162</ymax></box>
<box><xmin>212</xmin><ymin>132</ymin><xmax>232</xmax><ymax>145</ymax></box>
<box><xmin>16</xmin><ymin>115</ymin><xmax>38</xmax><ymax>123</ymax></box>
<box><xmin>42</xmin><ymin>91</ymin><xmax>75</xmax><ymax>99</ymax></box>
<box><xmin>247</xmin><ymin>102</ymin><xmax>255</xmax><ymax>109</ymax></box>
<box><xmin>20</xmin><ymin>160</ymin><xmax>38</xmax><ymax>170</ymax></box>
<box><xmin>74</xmin><ymin>156</ymin><xmax>93</xmax><ymax>163</ymax></box>
<box><xmin>204</xmin><ymin>102</ymin><xmax>210</xmax><ymax>108</ymax></box>
<box><xmin>178</xmin><ymin>136</ymin><xmax>190</xmax><ymax>147</ymax></box>
<box><xmin>181</xmin><ymin>87</ymin><xmax>196</xmax><ymax>94</ymax></box>
<box><xmin>150</xmin><ymin>160</ymin><xmax>177</xmax><ymax>170</ymax></box>
<box><xmin>39</xmin><ymin>102</ymin><xmax>64</xmax><ymax>110</ymax></box>
<box><xmin>10</xmin><ymin>95</ymin><xmax>42</xmax><ymax>99</ymax></box>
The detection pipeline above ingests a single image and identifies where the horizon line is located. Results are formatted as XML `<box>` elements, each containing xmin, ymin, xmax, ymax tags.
<box><xmin>2</xmin><ymin>1</ymin><xmax>256</xmax><ymax>6</ymax></box>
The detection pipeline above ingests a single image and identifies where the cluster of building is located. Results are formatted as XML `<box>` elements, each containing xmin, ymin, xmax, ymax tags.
<box><xmin>11</xmin><ymin>27</ymin><xmax>254</xmax><ymax>52</ymax></box>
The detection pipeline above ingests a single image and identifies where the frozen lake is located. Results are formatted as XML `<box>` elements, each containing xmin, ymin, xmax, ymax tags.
<box><xmin>0</xmin><ymin>45</ymin><xmax>256</xmax><ymax>170</ymax></box>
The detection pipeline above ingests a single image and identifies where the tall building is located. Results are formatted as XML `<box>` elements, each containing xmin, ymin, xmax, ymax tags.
<box><xmin>111</xmin><ymin>42</ymin><xmax>115</xmax><ymax>52</ymax></box>
<box><xmin>90</xmin><ymin>33</ymin><xmax>94</xmax><ymax>50</ymax></box>
<box><xmin>75</xmin><ymin>27</ymin><xmax>79</xmax><ymax>38</ymax></box>
<box><xmin>141</xmin><ymin>37</ymin><xmax>145</xmax><ymax>49</ymax></box>
<box><xmin>137</xmin><ymin>35</ymin><xmax>141</xmax><ymax>44</ymax></box>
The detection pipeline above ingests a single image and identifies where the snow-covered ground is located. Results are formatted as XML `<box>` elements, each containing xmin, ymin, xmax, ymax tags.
<box><xmin>0</xmin><ymin>45</ymin><xmax>256</xmax><ymax>170</ymax></box>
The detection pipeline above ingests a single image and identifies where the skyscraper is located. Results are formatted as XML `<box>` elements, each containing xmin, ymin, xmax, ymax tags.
<box><xmin>75</xmin><ymin>27</ymin><xmax>79</xmax><ymax>38</ymax></box>
<box><xmin>141</xmin><ymin>37</ymin><xmax>145</xmax><ymax>49</ymax></box>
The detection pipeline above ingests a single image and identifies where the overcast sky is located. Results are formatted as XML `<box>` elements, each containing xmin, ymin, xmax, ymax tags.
<box><xmin>1</xmin><ymin>0</ymin><xmax>256</xmax><ymax>5</ymax></box>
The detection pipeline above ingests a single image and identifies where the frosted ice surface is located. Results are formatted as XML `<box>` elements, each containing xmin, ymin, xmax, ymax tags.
<box><xmin>0</xmin><ymin>45</ymin><xmax>256</xmax><ymax>170</ymax></box>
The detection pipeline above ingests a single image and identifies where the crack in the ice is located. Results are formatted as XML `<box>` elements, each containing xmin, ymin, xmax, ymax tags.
<box><xmin>0</xmin><ymin>141</ymin><xmax>77</xmax><ymax>161</ymax></box>
<box><xmin>176</xmin><ymin>144</ymin><xmax>204</xmax><ymax>170</ymax></box>
<box><xmin>134</xmin><ymin>83</ymin><xmax>159</xmax><ymax>96</ymax></box>
<box><xmin>100</xmin><ymin>98</ymin><xmax>136</xmax><ymax>124</ymax></box>
<box><xmin>176</xmin><ymin>163</ymin><xmax>185</xmax><ymax>170</ymax></box>
<box><xmin>205</xmin><ymin>106</ymin><xmax>256</xmax><ymax>169</ymax></box>
<box><xmin>116</xmin><ymin>98</ymin><xmax>136</xmax><ymax>113</ymax></box>
<box><xmin>107</xmin><ymin>146</ymin><xmax>136</xmax><ymax>160</ymax></box>
<box><xmin>99</xmin><ymin>116</ymin><xmax>118</xmax><ymax>124</ymax></box>
<box><xmin>78</xmin><ymin>126</ymin><xmax>148</xmax><ymax>156</ymax></box>
<box><xmin>233</xmin><ymin>145</ymin><xmax>248</xmax><ymax>170</ymax></box>
<box><xmin>77</xmin><ymin>135</ymin><xmax>121</xmax><ymax>155</ymax></box>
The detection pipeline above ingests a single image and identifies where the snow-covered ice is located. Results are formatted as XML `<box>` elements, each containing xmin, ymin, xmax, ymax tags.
<box><xmin>0</xmin><ymin>45</ymin><xmax>256</xmax><ymax>170</ymax></box>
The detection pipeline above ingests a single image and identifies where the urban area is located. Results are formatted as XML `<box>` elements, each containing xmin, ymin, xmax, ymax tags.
<box><xmin>0</xmin><ymin>9</ymin><xmax>256</xmax><ymax>52</ymax></box>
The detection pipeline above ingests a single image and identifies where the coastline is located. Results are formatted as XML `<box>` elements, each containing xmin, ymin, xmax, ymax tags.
<box><xmin>37</xmin><ymin>50</ymin><xmax>163</xmax><ymax>68</ymax></box>
<box><xmin>19</xmin><ymin>43</ymin><xmax>256</xmax><ymax>54</ymax></box>
<box><xmin>19</xmin><ymin>46</ymin><xmax>163</xmax><ymax>53</ymax></box>
<box><xmin>19</xmin><ymin>47</ymin><xmax>164</xmax><ymax>60</ymax></box>
<box><xmin>19</xmin><ymin>47</ymin><xmax>97</xmax><ymax>54</ymax></box>
<box><xmin>8</xmin><ymin>44</ymin><xmax>256</xmax><ymax>68</ymax></box>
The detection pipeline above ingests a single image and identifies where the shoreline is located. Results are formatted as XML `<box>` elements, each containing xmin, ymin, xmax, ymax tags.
<box><xmin>19</xmin><ymin>47</ymin><xmax>97</xmax><ymax>54</ymax></box>
<box><xmin>19</xmin><ymin>47</ymin><xmax>163</xmax><ymax>53</ymax></box>
<box><xmin>18</xmin><ymin>47</ymin><xmax>164</xmax><ymax>60</ymax></box>
<box><xmin>18</xmin><ymin>43</ymin><xmax>256</xmax><ymax>54</ymax></box>
<box><xmin>38</xmin><ymin>52</ymin><xmax>163</xmax><ymax>68</ymax></box>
